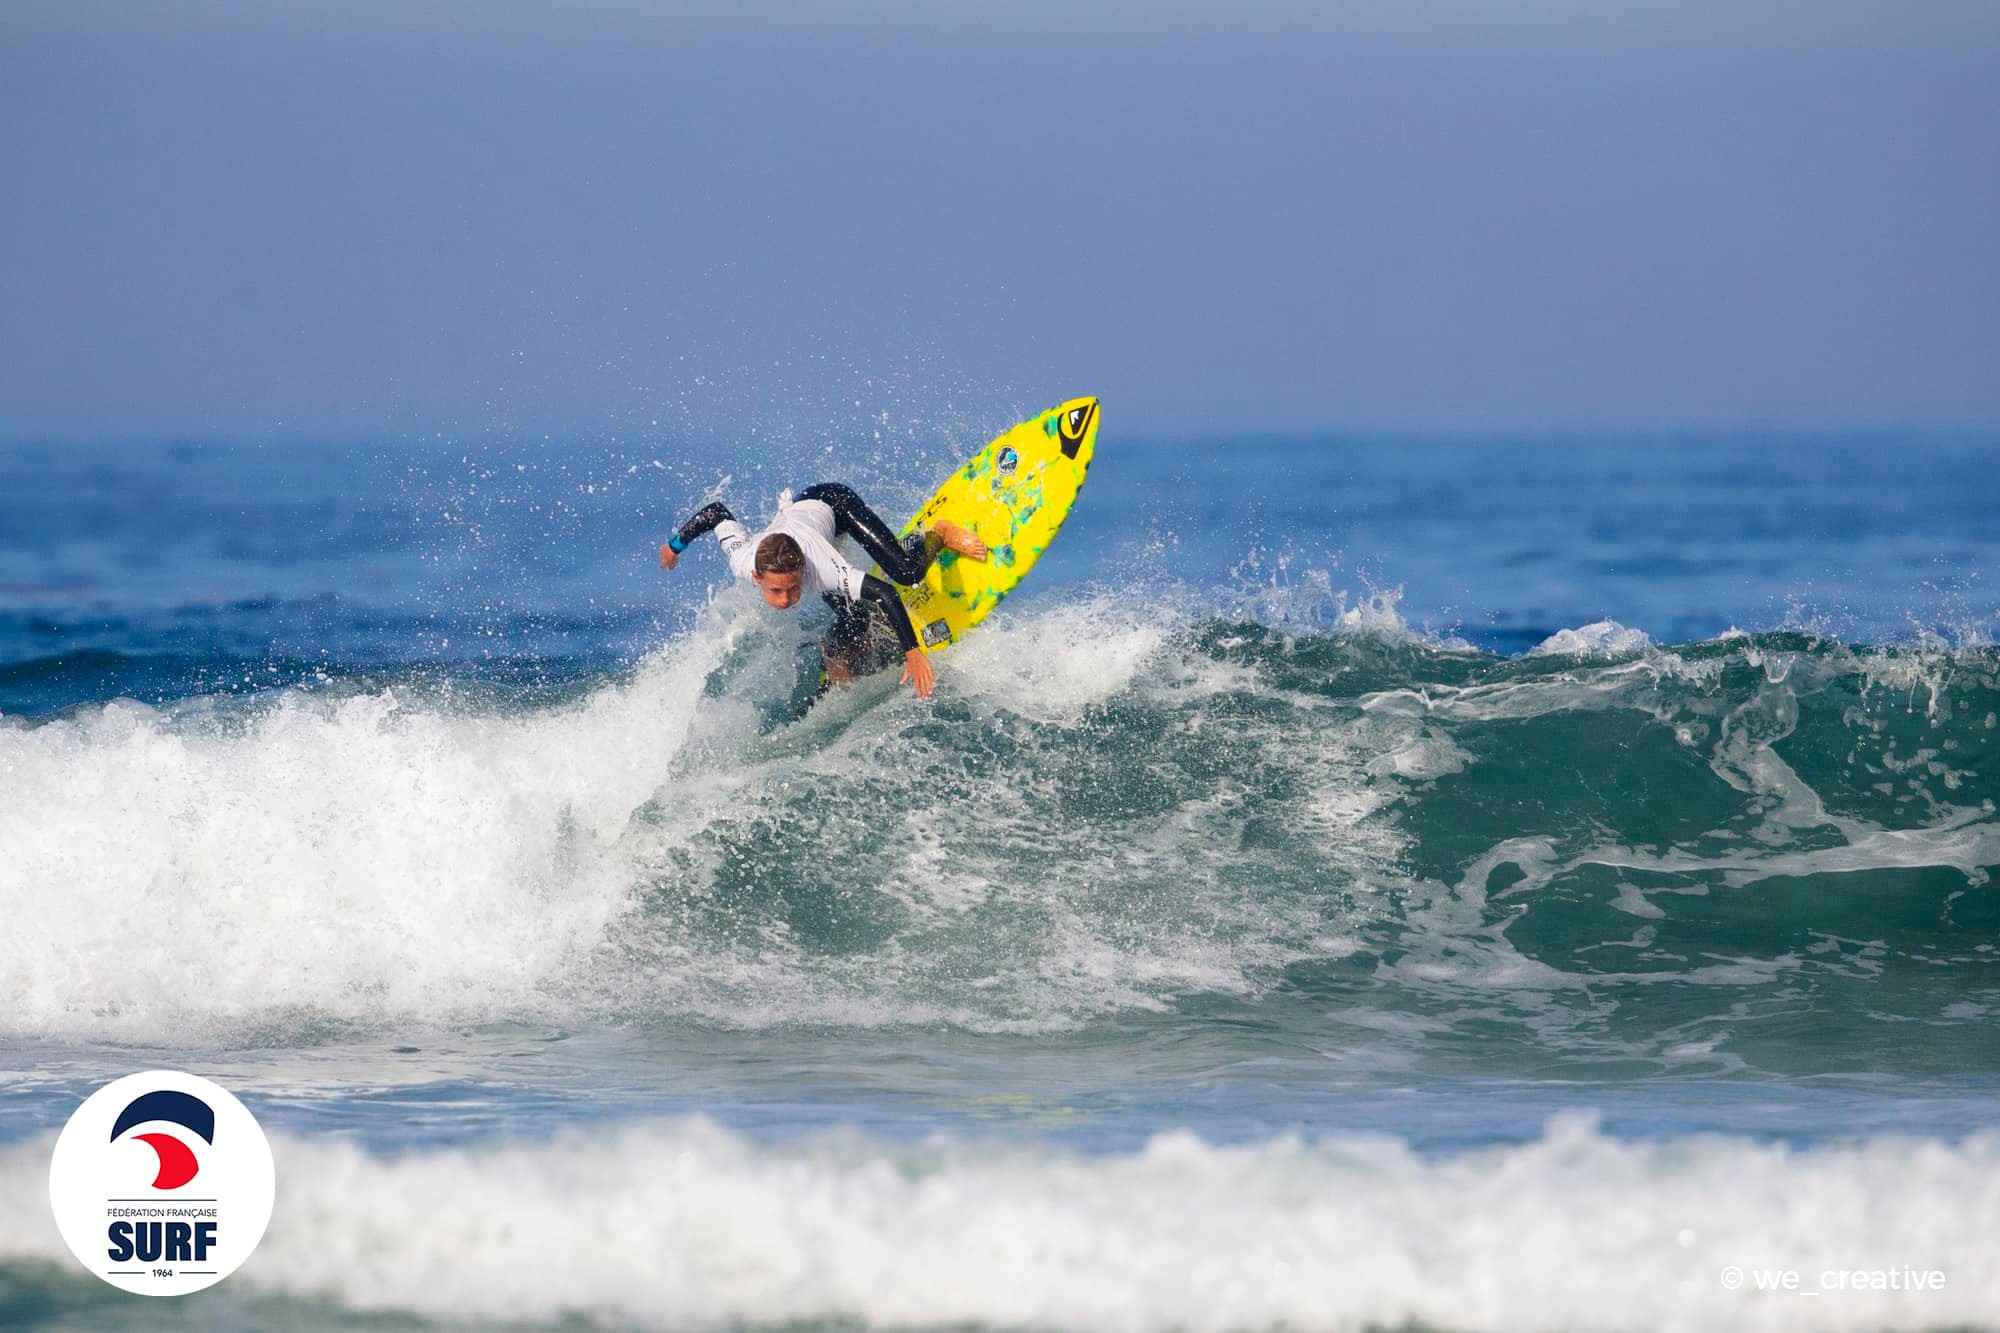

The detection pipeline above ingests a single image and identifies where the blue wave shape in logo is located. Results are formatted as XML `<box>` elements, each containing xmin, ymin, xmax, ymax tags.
<box><xmin>110</xmin><ymin>1090</ymin><xmax>215</xmax><ymax>1145</ymax></box>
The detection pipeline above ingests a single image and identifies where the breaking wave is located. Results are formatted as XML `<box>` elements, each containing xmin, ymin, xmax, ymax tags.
<box><xmin>2</xmin><ymin>592</ymin><xmax>1996</xmax><ymax>1072</ymax></box>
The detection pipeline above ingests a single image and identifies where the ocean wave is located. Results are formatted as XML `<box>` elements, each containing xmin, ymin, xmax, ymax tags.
<box><xmin>1</xmin><ymin>597</ymin><xmax>1996</xmax><ymax>1058</ymax></box>
<box><xmin>2</xmin><ymin>1116</ymin><xmax>1995</xmax><ymax>1331</ymax></box>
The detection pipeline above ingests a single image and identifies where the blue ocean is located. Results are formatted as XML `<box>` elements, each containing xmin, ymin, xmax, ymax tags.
<box><xmin>3</xmin><ymin>421</ymin><xmax>1998</xmax><ymax>1330</ymax></box>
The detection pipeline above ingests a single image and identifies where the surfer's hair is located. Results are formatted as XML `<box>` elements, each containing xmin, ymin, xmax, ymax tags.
<box><xmin>754</xmin><ymin>533</ymin><xmax>806</xmax><ymax>578</ymax></box>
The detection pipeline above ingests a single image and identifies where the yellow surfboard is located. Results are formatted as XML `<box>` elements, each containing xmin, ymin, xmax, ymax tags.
<box><xmin>883</xmin><ymin>397</ymin><xmax>1101</xmax><ymax>653</ymax></box>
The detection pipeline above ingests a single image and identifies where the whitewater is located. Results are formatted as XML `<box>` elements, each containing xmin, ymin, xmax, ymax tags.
<box><xmin>2</xmin><ymin>431</ymin><xmax>1997</xmax><ymax>1331</ymax></box>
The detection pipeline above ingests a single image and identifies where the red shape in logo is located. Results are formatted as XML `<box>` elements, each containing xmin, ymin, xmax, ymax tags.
<box><xmin>132</xmin><ymin>1132</ymin><xmax>200</xmax><ymax>1190</ymax></box>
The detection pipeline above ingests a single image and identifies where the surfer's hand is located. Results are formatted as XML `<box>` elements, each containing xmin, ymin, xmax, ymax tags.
<box><xmin>659</xmin><ymin>543</ymin><xmax>679</xmax><ymax>570</ymax></box>
<box><xmin>901</xmin><ymin>648</ymin><xmax>935</xmax><ymax>699</ymax></box>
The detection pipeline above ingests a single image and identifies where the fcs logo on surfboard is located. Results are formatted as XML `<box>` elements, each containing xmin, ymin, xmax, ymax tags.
<box><xmin>48</xmin><ymin>1070</ymin><xmax>275</xmax><ymax>1296</ymax></box>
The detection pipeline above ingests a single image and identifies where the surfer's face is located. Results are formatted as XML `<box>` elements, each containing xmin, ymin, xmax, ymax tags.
<box><xmin>755</xmin><ymin>571</ymin><xmax>803</xmax><ymax>609</ymax></box>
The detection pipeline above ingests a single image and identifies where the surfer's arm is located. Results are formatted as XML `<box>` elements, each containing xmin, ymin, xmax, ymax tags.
<box><xmin>855</xmin><ymin>574</ymin><xmax>935</xmax><ymax>698</ymax></box>
<box><xmin>659</xmin><ymin>502</ymin><xmax>736</xmax><ymax>569</ymax></box>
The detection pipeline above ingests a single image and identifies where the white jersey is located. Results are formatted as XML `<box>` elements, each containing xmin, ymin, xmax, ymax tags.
<box><xmin>714</xmin><ymin>492</ymin><xmax>867</xmax><ymax>601</ymax></box>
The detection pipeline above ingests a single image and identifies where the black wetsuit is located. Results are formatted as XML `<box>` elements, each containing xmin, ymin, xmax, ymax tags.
<box><xmin>670</xmin><ymin>483</ymin><xmax>941</xmax><ymax>671</ymax></box>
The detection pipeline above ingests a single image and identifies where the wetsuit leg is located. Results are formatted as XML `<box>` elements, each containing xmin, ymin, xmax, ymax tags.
<box><xmin>821</xmin><ymin>592</ymin><xmax>871</xmax><ymax>672</ymax></box>
<box><xmin>820</xmin><ymin>590</ymin><xmax>903</xmax><ymax>682</ymax></box>
<box><xmin>797</xmin><ymin>482</ymin><xmax>936</xmax><ymax>586</ymax></box>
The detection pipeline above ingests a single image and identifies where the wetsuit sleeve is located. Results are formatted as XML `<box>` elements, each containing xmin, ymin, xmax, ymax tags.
<box><xmin>856</xmin><ymin>574</ymin><xmax>920</xmax><ymax>654</ymax></box>
<box><xmin>668</xmin><ymin>501</ymin><xmax>736</xmax><ymax>554</ymax></box>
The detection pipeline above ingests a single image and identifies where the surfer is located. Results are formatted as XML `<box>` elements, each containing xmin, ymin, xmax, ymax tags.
<box><xmin>659</xmin><ymin>483</ymin><xmax>987</xmax><ymax>698</ymax></box>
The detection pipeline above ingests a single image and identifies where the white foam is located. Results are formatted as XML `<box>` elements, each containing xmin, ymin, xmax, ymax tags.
<box><xmin>947</xmin><ymin>591</ymin><xmax>1175</xmax><ymax>722</ymax></box>
<box><xmin>1531</xmin><ymin>619</ymin><xmax>1655</xmax><ymax>658</ymax></box>
<box><xmin>1358</xmin><ymin>651</ymin><xmax>1724</xmax><ymax>732</ymax></box>
<box><xmin>0</xmin><ymin>629</ymin><xmax>726</xmax><ymax>1044</ymax></box>
<box><xmin>4</xmin><ymin>1117</ymin><xmax>1994</xmax><ymax>1330</ymax></box>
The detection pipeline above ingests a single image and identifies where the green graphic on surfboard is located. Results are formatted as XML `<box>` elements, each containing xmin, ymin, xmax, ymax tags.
<box><xmin>881</xmin><ymin>397</ymin><xmax>1101</xmax><ymax>652</ymax></box>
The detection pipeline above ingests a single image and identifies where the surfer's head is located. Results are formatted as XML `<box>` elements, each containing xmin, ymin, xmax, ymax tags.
<box><xmin>753</xmin><ymin>534</ymin><xmax>806</xmax><ymax>609</ymax></box>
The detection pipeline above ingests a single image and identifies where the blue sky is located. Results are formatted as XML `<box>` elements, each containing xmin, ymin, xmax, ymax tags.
<box><xmin>3</xmin><ymin>1</ymin><xmax>1996</xmax><ymax>439</ymax></box>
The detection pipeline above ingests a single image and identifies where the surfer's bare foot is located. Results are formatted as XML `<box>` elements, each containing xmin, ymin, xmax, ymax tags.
<box><xmin>932</xmin><ymin>520</ymin><xmax>988</xmax><ymax>562</ymax></box>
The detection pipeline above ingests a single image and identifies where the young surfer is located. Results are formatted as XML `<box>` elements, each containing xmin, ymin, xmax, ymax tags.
<box><xmin>658</xmin><ymin>483</ymin><xmax>987</xmax><ymax>698</ymax></box>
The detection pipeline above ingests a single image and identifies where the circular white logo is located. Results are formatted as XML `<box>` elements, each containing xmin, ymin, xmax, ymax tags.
<box><xmin>47</xmin><ymin>1070</ymin><xmax>275</xmax><ymax>1296</ymax></box>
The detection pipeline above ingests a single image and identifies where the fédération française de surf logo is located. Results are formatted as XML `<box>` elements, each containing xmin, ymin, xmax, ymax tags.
<box><xmin>48</xmin><ymin>1070</ymin><xmax>275</xmax><ymax>1296</ymax></box>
